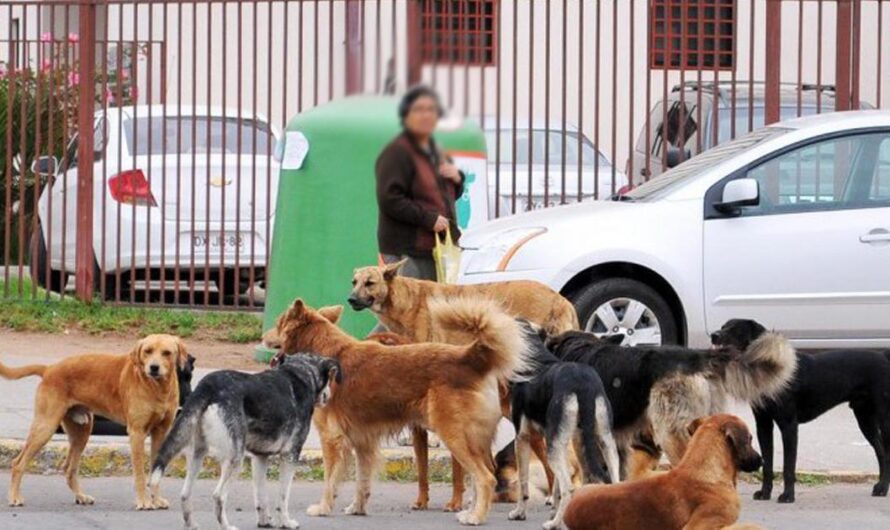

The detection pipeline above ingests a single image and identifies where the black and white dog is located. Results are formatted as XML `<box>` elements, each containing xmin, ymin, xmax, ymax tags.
<box><xmin>546</xmin><ymin>330</ymin><xmax>796</xmax><ymax>476</ymax></box>
<box><xmin>150</xmin><ymin>353</ymin><xmax>341</xmax><ymax>530</ymax></box>
<box><xmin>712</xmin><ymin>319</ymin><xmax>890</xmax><ymax>503</ymax></box>
<box><xmin>507</xmin><ymin>322</ymin><xmax>619</xmax><ymax>530</ymax></box>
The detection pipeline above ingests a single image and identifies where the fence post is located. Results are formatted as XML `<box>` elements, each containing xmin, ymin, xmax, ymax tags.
<box><xmin>345</xmin><ymin>0</ymin><xmax>362</xmax><ymax>94</ymax></box>
<box><xmin>836</xmin><ymin>0</ymin><xmax>854</xmax><ymax>111</ymax></box>
<box><xmin>764</xmin><ymin>0</ymin><xmax>782</xmax><ymax>124</ymax></box>
<box><xmin>75</xmin><ymin>0</ymin><xmax>97</xmax><ymax>302</ymax></box>
<box><xmin>406</xmin><ymin>0</ymin><xmax>422</xmax><ymax>86</ymax></box>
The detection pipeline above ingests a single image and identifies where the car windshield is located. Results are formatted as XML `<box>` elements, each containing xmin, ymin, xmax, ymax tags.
<box><xmin>124</xmin><ymin>116</ymin><xmax>272</xmax><ymax>156</ymax></box>
<box><xmin>484</xmin><ymin>130</ymin><xmax>609</xmax><ymax>167</ymax></box>
<box><xmin>714</xmin><ymin>106</ymin><xmax>830</xmax><ymax>146</ymax></box>
<box><xmin>624</xmin><ymin>126</ymin><xmax>790</xmax><ymax>201</ymax></box>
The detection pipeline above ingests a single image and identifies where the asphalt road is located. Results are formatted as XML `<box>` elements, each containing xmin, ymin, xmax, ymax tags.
<box><xmin>1</xmin><ymin>473</ymin><xmax>889</xmax><ymax>530</ymax></box>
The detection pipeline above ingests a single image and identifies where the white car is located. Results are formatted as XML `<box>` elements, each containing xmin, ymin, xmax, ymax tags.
<box><xmin>481</xmin><ymin>119</ymin><xmax>629</xmax><ymax>217</ymax></box>
<box><xmin>31</xmin><ymin>106</ymin><xmax>280</xmax><ymax>299</ymax></box>
<box><xmin>459</xmin><ymin>111</ymin><xmax>890</xmax><ymax>349</ymax></box>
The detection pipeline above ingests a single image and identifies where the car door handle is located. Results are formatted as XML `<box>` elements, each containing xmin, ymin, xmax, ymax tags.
<box><xmin>860</xmin><ymin>228</ymin><xmax>890</xmax><ymax>244</ymax></box>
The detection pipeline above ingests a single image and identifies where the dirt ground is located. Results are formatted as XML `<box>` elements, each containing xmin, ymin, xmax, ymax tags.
<box><xmin>0</xmin><ymin>330</ymin><xmax>263</xmax><ymax>371</ymax></box>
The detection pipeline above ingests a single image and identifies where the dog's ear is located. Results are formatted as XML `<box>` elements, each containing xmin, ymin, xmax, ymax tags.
<box><xmin>687</xmin><ymin>417</ymin><xmax>705</xmax><ymax>436</ymax></box>
<box><xmin>321</xmin><ymin>358</ymin><xmax>343</xmax><ymax>384</ymax></box>
<box><xmin>175</xmin><ymin>338</ymin><xmax>190</xmax><ymax>370</ymax></box>
<box><xmin>382</xmin><ymin>259</ymin><xmax>407</xmax><ymax>281</ymax></box>
<box><xmin>318</xmin><ymin>305</ymin><xmax>343</xmax><ymax>324</ymax></box>
<box><xmin>129</xmin><ymin>338</ymin><xmax>145</xmax><ymax>366</ymax></box>
<box><xmin>604</xmin><ymin>334</ymin><xmax>625</xmax><ymax>346</ymax></box>
<box><xmin>286</xmin><ymin>298</ymin><xmax>306</xmax><ymax>320</ymax></box>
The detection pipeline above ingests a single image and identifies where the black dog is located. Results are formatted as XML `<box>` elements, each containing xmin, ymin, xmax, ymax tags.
<box><xmin>507</xmin><ymin>323</ymin><xmax>619</xmax><ymax>530</ymax></box>
<box><xmin>712</xmin><ymin>318</ymin><xmax>890</xmax><ymax>502</ymax></box>
<box><xmin>150</xmin><ymin>353</ymin><xmax>341</xmax><ymax>530</ymax></box>
<box><xmin>547</xmin><ymin>330</ymin><xmax>795</xmax><ymax>476</ymax></box>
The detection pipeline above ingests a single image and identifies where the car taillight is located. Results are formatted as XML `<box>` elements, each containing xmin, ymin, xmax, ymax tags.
<box><xmin>617</xmin><ymin>184</ymin><xmax>635</xmax><ymax>196</ymax></box>
<box><xmin>108</xmin><ymin>169</ymin><xmax>157</xmax><ymax>207</ymax></box>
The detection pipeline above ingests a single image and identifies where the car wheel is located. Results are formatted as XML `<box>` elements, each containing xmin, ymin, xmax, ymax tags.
<box><xmin>571</xmin><ymin>278</ymin><xmax>678</xmax><ymax>346</ymax></box>
<box><xmin>29</xmin><ymin>220</ymin><xmax>67</xmax><ymax>293</ymax></box>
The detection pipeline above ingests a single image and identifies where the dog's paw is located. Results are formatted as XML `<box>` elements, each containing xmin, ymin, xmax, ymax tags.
<box><xmin>752</xmin><ymin>490</ymin><xmax>771</xmax><ymax>501</ymax></box>
<box><xmin>507</xmin><ymin>508</ymin><xmax>527</xmax><ymax>521</ymax></box>
<box><xmin>457</xmin><ymin>510</ymin><xmax>483</xmax><ymax>526</ymax></box>
<box><xmin>8</xmin><ymin>495</ymin><xmax>24</xmax><ymax>508</ymax></box>
<box><xmin>152</xmin><ymin>496</ymin><xmax>170</xmax><ymax>510</ymax></box>
<box><xmin>306</xmin><ymin>504</ymin><xmax>331</xmax><ymax>517</ymax></box>
<box><xmin>411</xmin><ymin>499</ymin><xmax>429</xmax><ymax>511</ymax></box>
<box><xmin>544</xmin><ymin>495</ymin><xmax>554</xmax><ymax>507</ymax></box>
<box><xmin>75</xmin><ymin>493</ymin><xmax>95</xmax><ymax>505</ymax></box>
<box><xmin>872</xmin><ymin>482</ymin><xmax>889</xmax><ymax>497</ymax></box>
<box><xmin>542</xmin><ymin>519</ymin><xmax>563</xmax><ymax>530</ymax></box>
<box><xmin>343</xmin><ymin>502</ymin><xmax>366</xmax><ymax>516</ymax></box>
<box><xmin>257</xmin><ymin>511</ymin><xmax>273</xmax><ymax>528</ymax></box>
<box><xmin>184</xmin><ymin>524</ymin><xmax>200</xmax><ymax>530</ymax></box>
<box><xmin>136</xmin><ymin>498</ymin><xmax>155</xmax><ymax>510</ymax></box>
<box><xmin>273</xmin><ymin>514</ymin><xmax>300</xmax><ymax>529</ymax></box>
<box><xmin>777</xmin><ymin>492</ymin><xmax>795</xmax><ymax>504</ymax></box>
<box><xmin>443</xmin><ymin>499</ymin><xmax>463</xmax><ymax>512</ymax></box>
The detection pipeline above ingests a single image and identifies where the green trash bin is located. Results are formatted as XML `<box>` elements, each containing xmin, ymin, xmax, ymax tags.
<box><xmin>258</xmin><ymin>96</ymin><xmax>488</xmax><ymax>362</ymax></box>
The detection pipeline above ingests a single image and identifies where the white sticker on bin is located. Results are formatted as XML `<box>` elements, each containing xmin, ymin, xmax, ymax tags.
<box><xmin>282</xmin><ymin>131</ymin><xmax>310</xmax><ymax>170</ymax></box>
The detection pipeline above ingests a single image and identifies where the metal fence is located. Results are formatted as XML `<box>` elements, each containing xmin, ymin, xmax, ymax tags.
<box><xmin>1</xmin><ymin>0</ymin><xmax>887</xmax><ymax>307</ymax></box>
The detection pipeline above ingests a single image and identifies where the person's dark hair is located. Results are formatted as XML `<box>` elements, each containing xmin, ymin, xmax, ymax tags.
<box><xmin>398</xmin><ymin>85</ymin><xmax>444</xmax><ymax>124</ymax></box>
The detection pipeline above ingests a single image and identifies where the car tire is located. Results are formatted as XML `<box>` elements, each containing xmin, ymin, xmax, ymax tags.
<box><xmin>571</xmin><ymin>278</ymin><xmax>679</xmax><ymax>346</ymax></box>
<box><xmin>29</xmin><ymin>220</ymin><xmax>67</xmax><ymax>293</ymax></box>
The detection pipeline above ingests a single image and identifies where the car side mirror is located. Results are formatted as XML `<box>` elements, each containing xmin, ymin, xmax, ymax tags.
<box><xmin>665</xmin><ymin>145</ymin><xmax>691</xmax><ymax>168</ymax></box>
<box><xmin>30</xmin><ymin>156</ymin><xmax>59</xmax><ymax>177</ymax></box>
<box><xmin>715</xmin><ymin>178</ymin><xmax>760</xmax><ymax>214</ymax></box>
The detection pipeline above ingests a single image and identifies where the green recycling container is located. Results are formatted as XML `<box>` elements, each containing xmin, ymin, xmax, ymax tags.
<box><xmin>259</xmin><ymin>95</ymin><xmax>488</xmax><ymax>360</ymax></box>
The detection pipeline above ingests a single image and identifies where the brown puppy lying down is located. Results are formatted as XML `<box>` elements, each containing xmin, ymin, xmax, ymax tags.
<box><xmin>563</xmin><ymin>414</ymin><xmax>762</xmax><ymax>530</ymax></box>
<box><xmin>0</xmin><ymin>335</ymin><xmax>188</xmax><ymax>510</ymax></box>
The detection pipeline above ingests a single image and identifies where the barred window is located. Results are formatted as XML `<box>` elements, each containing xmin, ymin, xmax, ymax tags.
<box><xmin>649</xmin><ymin>0</ymin><xmax>736</xmax><ymax>71</ymax></box>
<box><xmin>421</xmin><ymin>0</ymin><xmax>497</xmax><ymax>66</ymax></box>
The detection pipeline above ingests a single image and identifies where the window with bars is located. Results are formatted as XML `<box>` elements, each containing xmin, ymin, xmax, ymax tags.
<box><xmin>649</xmin><ymin>0</ymin><xmax>736</xmax><ymax>71</ymax></box>
<box><xmin>420</xmin><ymin>0</ymin><xmax>497</xmax><ymax>66</ymax></box>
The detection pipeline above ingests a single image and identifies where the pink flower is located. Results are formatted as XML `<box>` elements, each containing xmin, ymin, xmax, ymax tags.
<box><xmin>121</xmin><ymin>69</ymin><xmax>129</xmax><ymax>80</ymax></box>
<box><xmin>67</xmin><ymin>32</ymin><xmax>79</xmax><ymax>43</ymax></box>
<box><xmin>67</xmin><ymin>71</ymin><xmax>80</xmax><ymax>86</ymax></box>
<box><xmin>40</xmin><ymin>32</ymin><xmax>53</xmax><ymax>42</ymax></box>
<box><xmin>129</xmin><ymin>84</ymin><xmax>139</xmax><ymax>101</ymax></box>
<box><xmin>41</xmin><ymin>59</ymin><xmax>52</xmax><ymax>72</ymax></box>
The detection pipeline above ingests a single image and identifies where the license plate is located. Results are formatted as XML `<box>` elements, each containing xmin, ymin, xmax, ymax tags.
<box><xmin>192</xmin><ymin>233</ymin><xmax>245</xmax><ymax>252</ymax></box>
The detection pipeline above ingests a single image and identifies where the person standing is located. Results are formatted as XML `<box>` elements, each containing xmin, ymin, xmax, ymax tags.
<box><xmin>375</xmin><ymin>85</ymin><xmax>464</xmax><ymax>279</ymax></box>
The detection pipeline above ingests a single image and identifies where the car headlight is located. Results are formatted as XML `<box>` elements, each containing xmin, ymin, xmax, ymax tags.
<box><xmin>464</xmin><ymin>227</ymin><xmax>547</xmax><ymax>274</ymax></box>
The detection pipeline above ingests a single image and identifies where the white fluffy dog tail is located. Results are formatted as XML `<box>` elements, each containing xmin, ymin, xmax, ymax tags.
<box><xmin>724</xmin><ymin>332</ymin><xmax>798</xmax><ymax>406</ymax></box>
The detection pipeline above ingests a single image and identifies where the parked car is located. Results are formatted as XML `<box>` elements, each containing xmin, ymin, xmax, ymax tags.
<box><xmin>459</xmin><ymin>110</ymin><xmax>890</xmax><ymax>349</ymax></box>
<box><xmin>30</xmin><ymin>105</ymin><xmax>280</xmax><ymax>300</ymax></box>
<box><xmin>480</xmin><ymin>118</ymin><xmax>629</xmax><ymax>217</ymax></box>
<box><xmin>628</xmin><ymin>81</ymin><xmax>873</xmax><ymax>181</ymax></box>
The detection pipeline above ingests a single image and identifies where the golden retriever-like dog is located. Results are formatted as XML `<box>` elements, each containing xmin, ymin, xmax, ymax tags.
<box><xmin>271</xmin><ymin>297</ymin><xmax>531</xmax><ymax>526</ymax></box>
<box><xmin>563</xmin><ymin>414</ymin><xmax>763</xmax><ymax>530</ymax></box>
<box><xmin>347</xmin><ymin>260</ymin><xmax>579</xmax><ymax>509</ymax></box>
<box><xmin>0</xmin><ymin>334</ymin><xmax>188</xmax><ymax>510</ymax></box>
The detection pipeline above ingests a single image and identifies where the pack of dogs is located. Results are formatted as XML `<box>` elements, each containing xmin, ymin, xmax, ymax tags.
<box><xmin>2</xmin><ymin>259</ymin><xmax>889</xmax><ymax>530</ymax></box>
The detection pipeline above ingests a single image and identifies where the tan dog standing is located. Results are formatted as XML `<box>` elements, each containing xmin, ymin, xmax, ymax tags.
<box><xmin>349</xmin><ymin>260</ymin><xmax>579</xmax><ymax>510</ymax></box>
<box><xmin>562</xmin><ymin>414</ymin><xmax>762</xmax><ymax>530</ymax></box>
<box><xmin>0</xmin><ymin>334</ymin><xmax>188</xmax><ymax>510</ymax></box>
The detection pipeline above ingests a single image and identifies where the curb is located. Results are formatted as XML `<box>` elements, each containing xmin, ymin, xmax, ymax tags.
<box><xmin>0</xmin><ymin>439</ymin><xmax>455</xmax><ymax>482</ymax></box>
<box><xmin>0</xmin><ymin>439</ymin><xmax>878</xmax><ymax>484</ymax></box>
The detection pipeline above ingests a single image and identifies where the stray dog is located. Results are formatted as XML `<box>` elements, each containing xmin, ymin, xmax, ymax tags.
<box><xmin>547</xmin><ymin>330</ymin><xmax>795</xmax><ymax>477</ymax></box>
<box><xmin>270</xmin><ymin>297</ymin><xmax>531</xmax><ymax>526</ymax></box>
<box><xmin>713</xmin><ymin>318</ymin><xmax>890</xmax><ymax>502</ymax></box>
<box><xmin>349</xmin><ymin>260</ymin><xmax>577</xmax><ymax>509</ymax></box>
<box><xmin>562</xmin><ymin>414</ymin><xmax>762</xmax><ymax>530</ymax></box>
<box><xmin>349</xmin><ymin>259</ymin><xmax>579</xmax><ymax>340</ymax></box>
<box><xmin>0</xmin><ymin>334</ymin><xmax>188</xmax><ymax>509</ymax></box>
<box><xmin>507</xmin><ymin>322</ymin><xmax>620</xmax><ymax>529</ymax></box>
<box><xmin>149</xmin><ymin>353</ymin><xmax>340</xmax><ymax>530</ymax></box>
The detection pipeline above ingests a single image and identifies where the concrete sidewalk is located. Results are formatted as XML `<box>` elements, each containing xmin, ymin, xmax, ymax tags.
<box><xmin>0</xmin><ymin>350</ymin><xmax>880</xmax><ymax>477</ymax></box>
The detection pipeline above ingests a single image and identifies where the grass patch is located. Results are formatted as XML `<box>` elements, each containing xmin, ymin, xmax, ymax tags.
<box><xmin>0</xmin><ymin>278</ymin><xmax>262</xmax><ymax>343</ymax></box>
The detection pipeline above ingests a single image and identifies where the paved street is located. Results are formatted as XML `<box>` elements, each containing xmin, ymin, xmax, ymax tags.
<box><xmin>0</xmin><ymin>474</ymin><xmax>888</xmax><ymax>530</ymax></box>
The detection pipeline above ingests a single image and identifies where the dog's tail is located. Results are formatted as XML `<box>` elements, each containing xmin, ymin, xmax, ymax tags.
<box><xmin>148</xmin><ymin>391</ymin><xmax>211</xmax><ymax>488</ymax></box>
<box><xmin>428</xmin><ymin>296</ymin><xmax>532</xmax><ymax>382</ymax></box>
<box><xmin>721</xmin><ymin>332</ymin><xmax>797</xmax><ymax>406</ymax></box>
<box><xmin>0</xmin><ymin>361</ymin><xmax>46</xmax><ymax>380</ymax></box>
<box><xmin>576</xmin><ymin>392</ymin><xmax>620</xmax><ymax>485</ymax></box>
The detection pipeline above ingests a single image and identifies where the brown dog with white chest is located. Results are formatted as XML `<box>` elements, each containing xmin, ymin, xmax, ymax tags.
<box><xmin>0</xmin><ymin>334</ymin><xmax>188</xmax><ymax>510</ymax></box>
<box><xmin>563</xmin><ymin>414</ymin><xmax>762</xmax><ymax>530</ymax></box>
